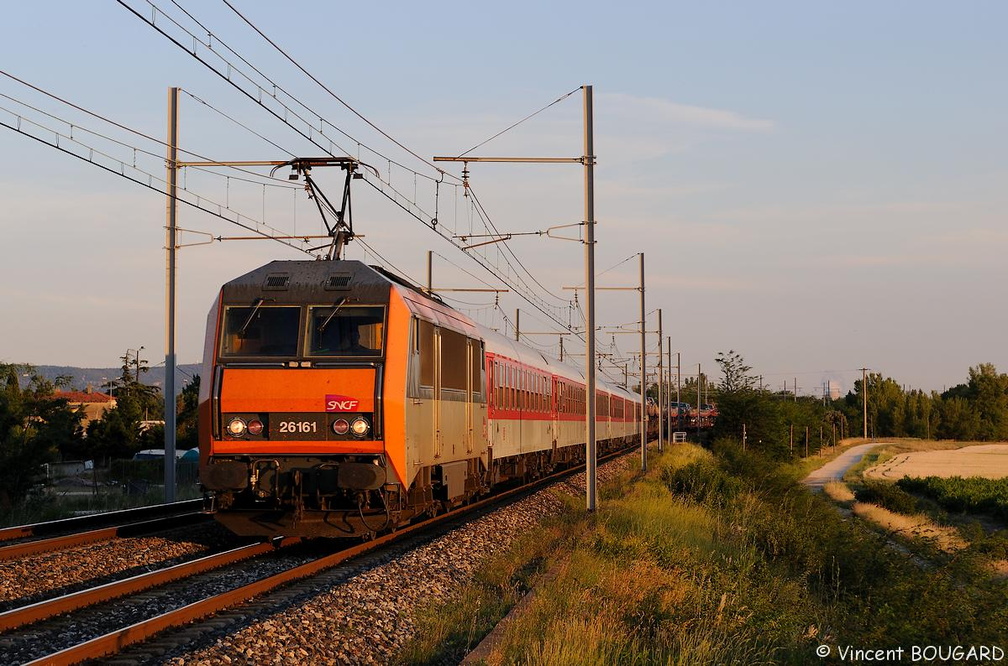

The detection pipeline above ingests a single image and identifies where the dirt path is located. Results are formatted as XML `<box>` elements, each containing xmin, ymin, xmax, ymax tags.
<box><xmin>864</xmin><ymin>443</ymin><xmax>1008</xmax><ymax>480</ymax></box>
<box><xmin>803</xmin><ymin>442</ymin><xmax>883</xmax><ymax>490</ymax></box>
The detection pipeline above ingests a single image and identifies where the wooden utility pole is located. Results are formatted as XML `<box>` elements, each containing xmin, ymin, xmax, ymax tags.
<box><xmin>861</xmin><ymin>367</ymin><xmax>869</xmax><ymax>439</ymax></box>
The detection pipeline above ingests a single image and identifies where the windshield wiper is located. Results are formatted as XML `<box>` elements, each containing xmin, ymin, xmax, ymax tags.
<box><xmin>238</xmin><ymin>297</ymin><xmax>271</xmax><ymax>338</ymax></box>
<box><xmin>318</xmin><ymin>297</ymin><xmax>348</xmax><ymax>334</ymax></box>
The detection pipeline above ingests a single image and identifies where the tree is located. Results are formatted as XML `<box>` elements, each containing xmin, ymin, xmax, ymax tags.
<box><xmin>711</xmin><ymin>350</ymin><xmax>789</xmax><ymax>458</ymax></box>
<box><xmin>936</xmin><ymin>396</ymin><xmax>981</xmax><ymax>441</ymax></box>
<box><xmin>176</xmin><ymin>374</ymin><xmax>200</xmax><ymax>451</ymax></box>
<box><xmin>715</xmin><ymin>350</ymin><xmax>756</xmax><ymax>393</ymax></box>
<box><xmin>85</xmin><ymin>349</ymin><xmax>162</xmax><ymax>463</ymax></box>
<box><xmin>0</xmin><ymin>364</ymin><xmax>83</xmax><ymax>507</ymax></box>
<box><xmin>966</xmin><ymin>363</ymin><xmax>1008</xmax><ymax>440</ymax></box>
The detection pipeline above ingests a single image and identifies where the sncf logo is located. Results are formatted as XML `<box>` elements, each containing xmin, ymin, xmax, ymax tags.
<box><xmin>325</xmin><ymin>395</ymin><xmax>360</xmax><ymax>412</ymax></box>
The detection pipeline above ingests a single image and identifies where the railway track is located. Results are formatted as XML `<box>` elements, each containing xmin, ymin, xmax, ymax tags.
<box><xmin>0</xmin><ymin>512</ymin><xmax>212</xmax><ymax>562</ymax></box>
<box><xmin>0</xmin><ymin>448</ymin><xmax>636</xmax><ymax>665</ymax></box>
<box><xmin>0</xmin><ymin>499</ymin><xmax>204</xmax><ymax>545</ymax></box>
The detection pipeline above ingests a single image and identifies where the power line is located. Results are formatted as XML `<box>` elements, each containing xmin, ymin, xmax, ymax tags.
<box><xmin>219</xmin><ymin>0</ymin><xmax>454</xmax><ymax>181</ymax></box>
<box><xmin>0</xmin><ymin>95</ymin><xmax>311</xmax><ymax>252</ymax></box>
<box><xmin>179</xmin><ymin>87</ymin><xmax>295</xmax><ymax>159</ymax></box>
<box><xmin>456</xmin><ymin>87</ymin><xmax>580</xmax><ymax>158</ymax></box>
<box><xmin>121</xmin><ymin>0</ymin><xmax>586</xmax><ymax>335</ymax></box>
<box><xmin>467</xmin><ymin>185</ymin><xmax>568</xmax><ymax>306</ymax></box>
<box><xmin>0</xmin><ymin>70</ymin><xmax>301</xmax><ymax>193</ymax></box>
<box><xmin>432</xmin><ymin>251</ymin><xmax>504</xmax><ymax>291</ymax></box>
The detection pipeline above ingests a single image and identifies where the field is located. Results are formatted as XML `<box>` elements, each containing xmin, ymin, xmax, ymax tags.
<box><xmin>864</xmin><ymin>443</ymin><xmax>1008</xmax><ymax>480</ymax></box>
<box><xmin>825</xmin><ymin>439</ymin><xmax>1008</xmax><ymax>575</ymax></box>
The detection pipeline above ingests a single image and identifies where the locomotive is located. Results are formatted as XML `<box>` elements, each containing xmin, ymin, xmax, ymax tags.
<box><xmin>198</xmin><ymin>259</ymin><xmax>642</xmax><ymax>538</ymax></box>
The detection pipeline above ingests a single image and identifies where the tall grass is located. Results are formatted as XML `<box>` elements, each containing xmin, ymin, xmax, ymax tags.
<box><xmin>400</xmin><ymin>443</ymin><xmax>1008</xmax><ymax>665</ymax></box>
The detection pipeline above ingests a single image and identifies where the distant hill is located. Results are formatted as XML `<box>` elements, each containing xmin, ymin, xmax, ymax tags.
<box><xmin>27</xmin><ymin>364</ymin><xmax>201</xmax><ymax>396</ymax></box>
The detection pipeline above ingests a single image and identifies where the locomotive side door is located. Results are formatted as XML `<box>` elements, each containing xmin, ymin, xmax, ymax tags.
<box><xmin>433</xmin><ymin>326</ymin><xmax>443</xmax><ymax>458</ymax></box>
<box><xmin>464</xmin><ymin>337</ymin><xmax>473</xmax><ymax>454</ymax></box>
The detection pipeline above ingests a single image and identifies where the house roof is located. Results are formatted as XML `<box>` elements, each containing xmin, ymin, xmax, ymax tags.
<box><xmin>54</xmin><ymin>390</ymin><xmax>115</xmax><ymax>404</ymax></box>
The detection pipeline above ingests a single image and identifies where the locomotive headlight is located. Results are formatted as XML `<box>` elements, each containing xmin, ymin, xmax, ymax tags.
<box><xmin>350</xmin><ymin>417</ymin><xmax>370</xmax><ymax>437</ymax></box>
<box><xmin>227</xmin><ymin>418</ymin><xmax>248</xmax><ymax>437</ymax></box>
<box><xmin>332</xmin><ymin>419</ymin><xmax>350</xmax><ymax>435</ymax></box>
<box><xmin>247</xmin><ymin>419</ymin><xmax>264</xmax><ymax>436</ymax></box>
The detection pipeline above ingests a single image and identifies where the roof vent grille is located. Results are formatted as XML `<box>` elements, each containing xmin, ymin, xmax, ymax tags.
<box><xmin>325</xmin><ymin>274</ymin><xmax>352</xmax><ymax>290</ymax></box>
<box><xmin>264</xmin><ymin>274</ymin><xmax>291</xmax><ymax>290</ymax></box>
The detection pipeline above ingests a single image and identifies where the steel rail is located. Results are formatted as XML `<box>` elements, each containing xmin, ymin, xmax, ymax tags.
<box><xmin>0</xmin><ymin>499</ymin><xmax>204</xmax><ymax>543</ymax></box>
<box><xmin>26</xmin><ymin>444</ymin><xmax>637</xmax><ymax>665</ymax></box>
<box><xmin>0</xmin><ymin>512</ymin><xmax>211</xmax><ymax>561</ymax></box>
<box><xmin>0</xmin><ymin>539</ymin><xmax>299</xmax><ymax>632</ymax></box>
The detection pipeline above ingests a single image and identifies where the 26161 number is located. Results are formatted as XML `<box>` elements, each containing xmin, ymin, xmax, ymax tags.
<box><xmin>278</xmin><ymin>421</ymin><xmax>318</xmax><ymax>434</ymax></box>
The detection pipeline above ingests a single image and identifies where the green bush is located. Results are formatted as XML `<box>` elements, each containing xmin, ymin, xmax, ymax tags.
<box><xmin>897</xmin><ymin>476</ymin><xmax>1008</xmax><ymax>520</ymax></box>
<box><xmin>854</xmin><ymin>480</ymin><xmax>918</xmax><ymax>515</ymax></box>
<box><xmin>661</xmin><ymin>459</ymin><xmax>741</xmax><ymax>505</ymax></box>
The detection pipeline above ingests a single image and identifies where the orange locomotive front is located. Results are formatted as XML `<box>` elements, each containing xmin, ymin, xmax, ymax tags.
<box><xmin>198</xmin><ymin>259</ymin><xmax>464</xmax><ymax>538</ymax></box>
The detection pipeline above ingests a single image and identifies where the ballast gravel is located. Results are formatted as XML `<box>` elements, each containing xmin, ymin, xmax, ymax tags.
<box><xmin>159</xmin><ymin>455</ymin><xmax>635</xmax><ymax>666</ymax></box>
<box><xmin>0</xmin><ymin>522</ymin><xmax>235</xmax><ymax>610</ymax></box>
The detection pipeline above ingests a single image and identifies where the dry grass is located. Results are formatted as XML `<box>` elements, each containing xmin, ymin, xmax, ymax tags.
<box><xmin>990</xmin><ymin>560</ymin><xmax>1008</xmax><ymax>578</ymax></box>
<box><xmin>852</xmin><ymin>502</ymin><xmax>968</xmax><ymax>553</ymax></box>
<box><xmin>863</xmin><ymin>444</ymin><xmax>1008</xmax><ymax>481</ymax></box>
<box><xmin>823</xmin><ymin>481</ymin><xmax>855</xmax><ymax>504</ymax></box>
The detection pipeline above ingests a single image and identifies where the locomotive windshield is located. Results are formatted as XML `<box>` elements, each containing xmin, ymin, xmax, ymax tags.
<box><xmin>308</xmin><ymin>305</ymin><xmax>384</xmax><ymax>357</ymax></box>
<box><xmin>221</xmin><ymin>305</ymin><xmax>300</xmax><ymax>357</ymax></box>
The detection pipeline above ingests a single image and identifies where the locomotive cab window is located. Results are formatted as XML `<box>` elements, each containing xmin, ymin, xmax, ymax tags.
<box><xmin>308</xmin><ymin>305</ymin><xmax>385</xmax><ymax>357</ymax></box>
<box><xmin>221</xmin><ymin>304</ymin><xmax>300</xmax><ymax>357</ymax></box>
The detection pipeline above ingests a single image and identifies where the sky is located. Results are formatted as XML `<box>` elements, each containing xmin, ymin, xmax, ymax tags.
<box><xmin>0</xmin><ymin>1</ymin><xmax>1005</xmax><ymax>397</ymax></box>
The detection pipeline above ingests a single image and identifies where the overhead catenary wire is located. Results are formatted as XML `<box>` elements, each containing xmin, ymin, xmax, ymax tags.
<box><xmin>467</xmin><ymin>185</ymin><xmax>568</xmax><ymax>306</ymax></box>
<box><xmin>122</xmin><ymin>0</ymin><xmax>576</xmax><ymax>334</ymax></box>
<box><xmin>353</xmin><ymin>236</ymin><xmax>416</xmax><ymax>287</ymax></box>
<box><xmin>178</xmin><ymin>88</ymin><xmax>295</xmax><ymax>159</ymax></box>
<box><xmin>0</xmin><ymin>105</ymin><xmax>311</xmax><ymax>253</ymax></box>
<box><xmin>0</xmin><ymin>85</ymin><xmax>311</xmax><ymax>251</ymax></box>
<box><xmin>0</xmin><ymin>70</ymin><xmax>299</xmax><ymax>192</ymax></box>
<box><xmin>219</xmin><ymin>0</ymin><xmax>455</xmax><ymax>181</ymax></box>
<box><xmin>362</xmin><ymin>174</ymin><xmax>578</xmax><ymax>335</ymax></box>
<box><xmin>227</xmin><ymin>0</ymin><xmax>576</xmax><ymax>320</ymax></box>
<box><xmin>431</xmin><ymin>251</ymin><xmax>505</xmax><ymax>291</ymax></box>
<box><xmin>121</xmin><ymin>1</ymin><xmax>620</xmax><ymax>358</ymax></box>
<box><xmin>119</xmin><ymin>0</ymin><xmax>355</xmax><ymax>161</ymax></box>
<box><xmin>455</xmin><ymin>87</ymin><xmax>581</xmax><ymax>158</ymax></box>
